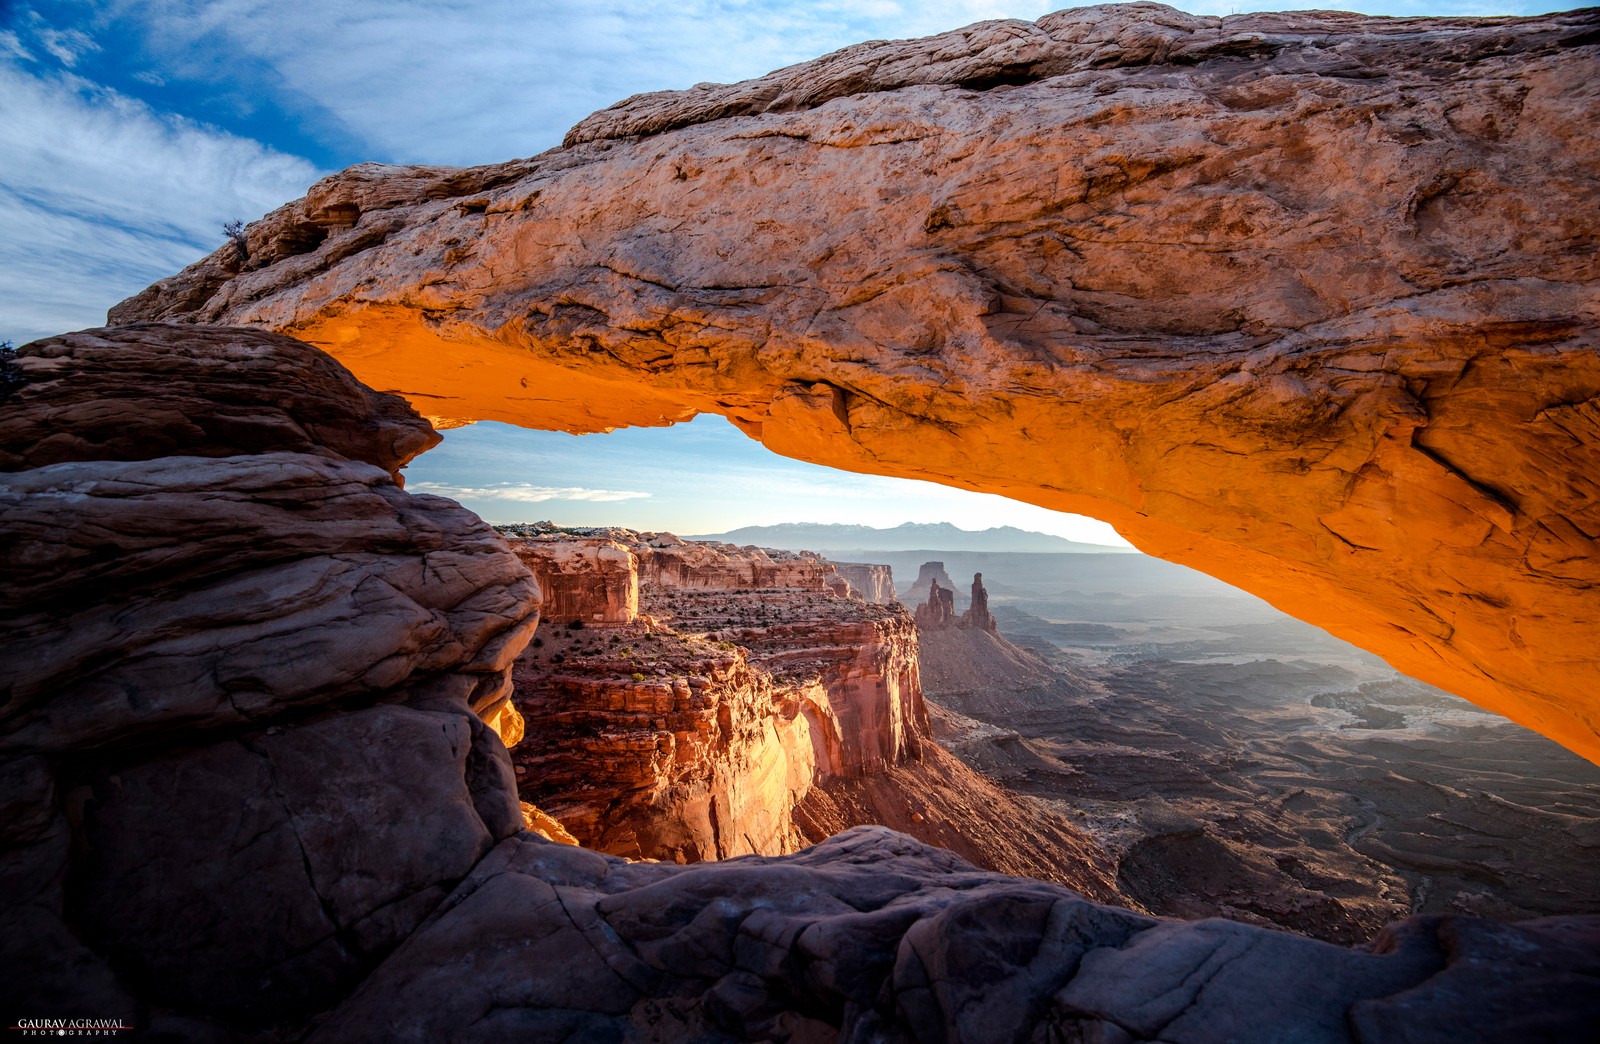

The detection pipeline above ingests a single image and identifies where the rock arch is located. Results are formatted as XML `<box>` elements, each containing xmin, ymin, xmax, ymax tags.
<box><xmin>114</xmin><ymin>4</ymin><xmax>1600</xmax><ymax>761</ymax></box>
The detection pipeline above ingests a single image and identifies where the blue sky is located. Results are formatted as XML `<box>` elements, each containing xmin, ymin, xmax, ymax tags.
<box><xmin>404</xmin><ymin>417</ymin><xmax>1138</xmax><ymax>542</ymax></box>
<box><xmin>1</xmin><ymin>1</ymin><xmax>1566</xmax><ymax>540</ymax></box>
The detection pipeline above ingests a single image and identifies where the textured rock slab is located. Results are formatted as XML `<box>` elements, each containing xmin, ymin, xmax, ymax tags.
<box><xmin>70</xmin><ymin>704</ymin><xmax>500</xmax><ymax>1020</ymax></box>
<box><xmin>0</xmin><ymin>325</ymin><xmax>540</xmax><ymax>1027</ymax></box>
<box><xmin>0</xmin><ymin>324</ymin><xmax>437</xmax><ymax>477</ymax></box>
<box><xmin>111</xmin><ymin>5</ymin><xmax>1600</xmax><ymax>761</ymax></box>
<box><xmin>310</xmin><ymin>827</ymin><xmax>1600</xmax><ymax>1043</ymax></box>
<box><xmin>0</xmin><ymin>452</ymin><xmax>537</xmax><ymax>753</ymax></box>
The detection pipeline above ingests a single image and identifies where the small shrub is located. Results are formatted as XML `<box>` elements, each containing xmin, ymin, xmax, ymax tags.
<box><xmin>630</xmin><ymin>672</ymin><xmax>645</xmax><ymax>682</ymax></box>
<box><xmin>567</xmin><ymin>619</ymin><xmax>585</xmax><ymax>630</ymax></box>
<box><xmin>222</xmin><ymin>219</ymin><xmax>249</xmax><ymax>261</ymax></box>
<box><xmin>0</xmin><ymin>340</ymin><xmax>23</xmax><ymax>402</ymax></box>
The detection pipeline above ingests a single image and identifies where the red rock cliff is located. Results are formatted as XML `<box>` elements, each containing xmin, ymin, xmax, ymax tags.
<box><xmin>510</xmin><ymin>535</ymin><xmax>639</xmax><ymax>626</ymax></box>
<box><xmin>832</xmin><ymin>560</ymin><xmax>898</xmax><ymax>604</ymax></box>
<box><xmin>504</xmin><ymin>528</ymin><xmax>925</xmax><ymax>861</ymax></box>
<box><xmin>111</xmin><ymin>5</ymin><xmax>1600</xmax><ymax>762</ymax></box>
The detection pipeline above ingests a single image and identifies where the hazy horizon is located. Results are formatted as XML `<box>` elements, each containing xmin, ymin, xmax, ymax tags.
<box><xmin>408</xmin><ymin>416</ymin><xmax>1135</xmax><ymax>546</ymax></box>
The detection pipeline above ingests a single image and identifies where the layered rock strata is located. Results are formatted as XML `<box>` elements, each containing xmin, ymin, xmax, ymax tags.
<box><xmin>112</xmin><ymin>4</ymin><xmax>1600</xmax><ymax>761</ymax></box>
<box><xmin>508</xmin><ymin>533</ymin><xmax>639</xmax><ymax>626</ymax></box>
<box><xmin>504</xmin><ymin>528</ymin><xmax>927</xmax><ymax>862</ymax></box>
<box><xmin>0</xmin><ymin>325</ymin><xmax>540</xmax><ymax>1028</ymax></box>
<box><xmin>831</xmin><ymin>560</ymin><xmax>898</xmax><ymax>604</ymax></box>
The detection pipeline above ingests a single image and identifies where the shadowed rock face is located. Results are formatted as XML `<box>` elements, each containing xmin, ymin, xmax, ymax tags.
<box><xmin>110</xmin><ymin>4</ymin><xmax>1600</xmax><ymax>761</ymax></box>
<box><xmin>304</xmin><ymin>827</ymin><xmax>1600</xmax><ymax>1044</ymax></box>
<box><xmin>0</xmin><ymin>326</ymin><xmax>540</xmax><ymax>1025</ymax></box>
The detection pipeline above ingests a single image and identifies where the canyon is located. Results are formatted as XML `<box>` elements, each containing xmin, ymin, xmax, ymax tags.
<box><xmin>3</xmin><ymin>3</ymin><xmax>1598</xmax><ymax>1041</ymax></box>
<box><xmin>110</xmin><ymin>3</ymin><xmax>1600</xmax><ymax>763</ymax></box>
<box><xmin>501</xmin><ymin>525</ymin><xmax>1119</xmax><ymax>895</ymax></box>
<box><xmin>503</xmin><ymin>527</ymin><xmax>926</xmax><ymax>862</ymax></box>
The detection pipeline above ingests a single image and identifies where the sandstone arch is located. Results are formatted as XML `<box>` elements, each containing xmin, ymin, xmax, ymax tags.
<box><xmin>114</xmin><ymin>4</ymin><xmax>1600</xmax><ymax>761</ymax></box>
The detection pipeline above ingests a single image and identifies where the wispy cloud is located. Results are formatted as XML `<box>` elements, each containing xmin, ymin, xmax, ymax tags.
<box><xmin>0</xmin><ymin>60</ymin><xmax>321</xmax><ymax>343</ymax></box>
<box><xmin>412</xmin><ymin>481</ymin><xmax>651</xmax><ymax>504</ymax></box>
<box><xmin>65</xmin><ymin>1</ymin><xmax>1063</xmax><ymax>165</ymax></box>
<box><xmin>37</xmin><ymin>26</ymin><xmax>98</xmax><ymax>66</ymax></box>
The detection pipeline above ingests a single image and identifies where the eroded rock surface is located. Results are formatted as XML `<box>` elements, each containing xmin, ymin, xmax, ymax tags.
<box><xmin>505</xmin><ymin>528</ymin><xmax>929</xmax><ymax>861</ymax></box>
<box><xmin>919</xmin><ymin>549</ymin><xmax>1600</xmax><ymax>945</ymax></box>
<box><xmin>504</xmin><ymin>527</ymin><xmax>1122</xmax><ymax>897</ymax></box>
<box><xmin>0</xmin><ymin>325</ymin><xmax>539</xmax><ymax>1026</ymax></box>
<box><xmin>832</xmin><ymin>561</ymin><xmax>898</xmax><ymax>604</ymax></box>
<box><xmin>917</xmin><ymin>568</ymin><xmax>1000</xmax><ymax>633</ymax></box>
<box><xmin>305</xmin><ymin>827</ymin><xmax>1600</xmax><ymax>1044</ymax></box>
<box><xmin>112</xmin><ymin>4</ymin><xmax>1600</xmax><ymax>761</ymax></box>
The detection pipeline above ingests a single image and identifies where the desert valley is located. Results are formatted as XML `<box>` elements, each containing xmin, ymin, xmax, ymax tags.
<box><xmin>499</xmin><ymin>522</ymin><xmax>1600</xmax><ymax>948</ymax></box>
<box><xmin>3</xmin><ymin>3</ymin><xmax>1599</xmax><ymax>1041</ymax></box>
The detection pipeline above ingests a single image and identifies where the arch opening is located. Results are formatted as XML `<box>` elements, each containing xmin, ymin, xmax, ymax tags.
<box><xmin>414</xmin><ymin>416</ymin><xmax>1600</xmax><ymax>940</ymax></box>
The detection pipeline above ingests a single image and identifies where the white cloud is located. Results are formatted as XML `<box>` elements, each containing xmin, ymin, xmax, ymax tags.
<box><xmin>0</xmin><ymin>30</ymin><xmax>30</xmax><ymax>61</ymax></box>
<box><xmin>411</xmin><ymin>482</ymin><xmax>651</xmax><ymax>504</ymax></box>
<box><xmin>0</xmin><ymin>61</ymin><xmax>321</xmax><ymax>343</ymax></box>
<box><xmin>81</xmin><ymin>0</ymin><xmax>1059</xmax><ymax>164</ymax></box>
<box><xmin>37</xmin><ymin>26</ymin><xmax>98</xmax><ymax>66</ymax></box>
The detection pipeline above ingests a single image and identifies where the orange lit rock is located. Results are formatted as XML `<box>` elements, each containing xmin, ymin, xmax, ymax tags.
<box><xmin>505</xmin><ymin>529</ymin><xmax>926</xmax><ymax>862</ymax></box>
<box><xmin>519</xmin><ymin>802</ymin><xmax>580</xmax><ymax>846</ymax></box>
<box><xmin>511</xmin><ymin>536</ymin><xmax>640</xmax><ymax>626</ymax></box>
<box><xmin>112</xmin><ymin>5</ymin><xmax>1600</xmax><ymax>761</ymax></box>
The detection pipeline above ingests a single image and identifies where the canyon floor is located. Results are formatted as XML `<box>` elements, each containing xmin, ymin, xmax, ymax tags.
<box><xmin>896</xmin><ymin>550</ymin><xmax>1600</xmax><ymax>945</ymax></box>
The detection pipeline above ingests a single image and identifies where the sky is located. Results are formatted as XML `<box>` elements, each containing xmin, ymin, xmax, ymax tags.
<box><xmin>1</xmin><ymin>0</ymin><xmax>1567</xmax><ymax>541</ymax></box>
<box><xmin>405</xmin><ymin>416</ymin><xmax>1138</xmax><ymax>543</ymax></box>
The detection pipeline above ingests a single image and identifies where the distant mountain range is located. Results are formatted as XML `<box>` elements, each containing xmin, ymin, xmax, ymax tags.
<box><xmin>686</xmin><ymin>522</ymin><xmax>1136</xmax><ymax>554</ymax></box>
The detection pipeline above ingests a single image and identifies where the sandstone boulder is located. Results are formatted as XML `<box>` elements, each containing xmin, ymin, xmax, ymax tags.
<box><xmin>0</xmin><ymin>324</ymin><xmax>435</xmax><ymax>478</ymax></box>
